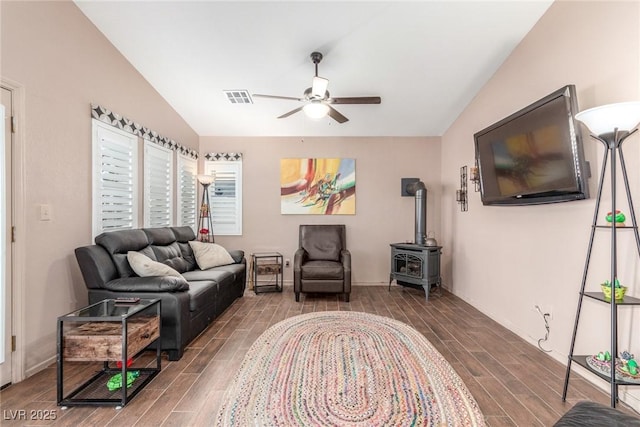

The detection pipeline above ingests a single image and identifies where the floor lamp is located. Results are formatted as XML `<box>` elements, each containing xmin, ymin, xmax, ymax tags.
<box><xmin>197</xmin><ymin>174</ymin><xmax>215</xmax><ymax>243</ymax></box>
<box><xmin>563</xmin><ymin>101</ymin><xmax>640</xmax><ymax>407</ymax></box>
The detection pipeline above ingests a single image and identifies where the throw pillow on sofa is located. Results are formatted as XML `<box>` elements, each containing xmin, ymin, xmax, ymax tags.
<box><xmin>188</xmin><ymin>241</ymin><xmax>235</xmax><ymax>269</ymax></box>
<box><xmin>127</xmin><ymin>251</ymin><xmax>184</xmax><ymax>278</ymax></box>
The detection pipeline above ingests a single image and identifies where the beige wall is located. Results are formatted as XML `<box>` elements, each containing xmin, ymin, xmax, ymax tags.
<box><xmin>1</xmin><ymin>1</ymin><xmax>198</xmax><ymax>374</ymax></box>
<box><xmin>201</xmin><ymin>136</ymin><xmax>442</xmax><ymax>285</ymax></box>
<box><xmin>441</xmin><ymin>0</ymin><xmax>640</xmax><ymax>408</ymax></box>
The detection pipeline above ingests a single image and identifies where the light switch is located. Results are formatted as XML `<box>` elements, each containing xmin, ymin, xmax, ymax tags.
<box><xmin>40</xmin><ymin>204</ymin><xmax>52</xmax><ymax>221</ymax></box>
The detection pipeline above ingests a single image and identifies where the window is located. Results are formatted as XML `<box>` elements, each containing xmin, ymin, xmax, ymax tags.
<box><xmin>177</xmin><ymin>154</ymin><xmax>197</xmax><ymax>230</ymax></box>
<box><xmin>143</xmin><ymin>140</ymin><xmax>173</xmax><ymax>227</ymax></box>
<box><xmin>92</xmin><ymin>119</ymin><xmax>139</xmax><ymax>237</ymax></box>
<box><xmin>204</xmin><ymin>160</ymin><xmax>242</xmax><ymax>235</ymax></box>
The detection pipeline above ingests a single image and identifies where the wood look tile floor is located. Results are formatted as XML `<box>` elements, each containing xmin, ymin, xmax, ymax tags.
<box><xmin>1</xmin><ymin>286</ymin><xmax>636</xmax><ymax>426</ymax></box>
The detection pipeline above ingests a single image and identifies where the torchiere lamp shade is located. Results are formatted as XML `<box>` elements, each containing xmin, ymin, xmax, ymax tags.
<box><xmin>575</xmin><ymin>102</ymin><xmax>640</xmax><ymax>136</ymax></box>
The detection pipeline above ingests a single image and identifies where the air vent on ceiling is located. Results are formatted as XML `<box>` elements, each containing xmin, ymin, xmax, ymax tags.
<box><xmin>223</xmin><ymin>90</ymin><xmax>253</xmax><ymax>104</ymax></box>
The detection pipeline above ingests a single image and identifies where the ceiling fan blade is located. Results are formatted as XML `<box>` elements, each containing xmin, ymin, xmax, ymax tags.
<box><xmin>277</xmin><ymin>106</ymin><xmax>304</xmax><ymax>119</ymax></box>
<box><xmin>327</xmin><ymin>105</ymin><xmax>349</xmax><ymax>123</ymax></box>
<box><xmin>330</xmin><ymin>96</ymin><xmax>382</xmax><ymax>105</ymax></box>
<box><xmin>253</xmin><ymin>94</ymin><xmax>304</xmax><ymax>102</ymax></box>
<box><xmin>311</xmin><ymin>77</ymin><xmax>329</xmax><ymax>98</ymax></box>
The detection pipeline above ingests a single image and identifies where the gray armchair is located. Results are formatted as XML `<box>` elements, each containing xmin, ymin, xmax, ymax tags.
<box><xmin>294</xmin><ymin>224</ymin><xmax>351</xmax><ymax>302</ymax></box>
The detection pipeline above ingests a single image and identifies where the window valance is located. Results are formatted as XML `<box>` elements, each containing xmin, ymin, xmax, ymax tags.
<box><xmin>91</xmin><ymin>104</ymin><xmax>198</xmax><ymax>159</ymax></box>
<box><xmin>205</xmin><ymin>152</ymin><xmax>243</xmax><ymax>161</ymax></box>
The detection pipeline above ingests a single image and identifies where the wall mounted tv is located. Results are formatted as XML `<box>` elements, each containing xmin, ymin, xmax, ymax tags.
<box><xmin>474</xmin><ymin>85</ymin><xmax>590</xmax><ymax>206</ymax></box>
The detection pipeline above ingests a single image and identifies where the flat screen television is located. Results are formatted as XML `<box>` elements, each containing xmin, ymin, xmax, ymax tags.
<box><xmin>474</xmin><ymin>85</ymin><xmax>590</xmax><ymax>206</ymax></box>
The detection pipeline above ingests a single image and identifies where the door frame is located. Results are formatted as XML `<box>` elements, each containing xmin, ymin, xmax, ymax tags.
<box><xmin>1</xmin><ymin>78</ymin><xmax>26</xmax><ymax>383</ymax></box>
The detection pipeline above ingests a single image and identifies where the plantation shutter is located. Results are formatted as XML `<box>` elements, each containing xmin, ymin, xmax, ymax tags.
<box><xmin>177</xmin><ymin>154</ymin><xmax>197</xmax><ymax>231</ymax></box>
<box><xmin>144</xmin><ymin>140</ymin><xmax>173</xmax><ymax>227</ymax></box>
<box><xmin>204</xmin><ymin>160</ymin><xmax>242</xmax><ymax>235</ymax></box>
<box><xmin>92</xmin><ymin>119</ymin><xmax>139</xmax><ymax>237</ymax></box>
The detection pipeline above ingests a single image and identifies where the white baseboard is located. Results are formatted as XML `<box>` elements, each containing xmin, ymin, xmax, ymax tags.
<box><xmin>354</xmin><ymin>282</ymin><xmax>389</xmax><ymax>287</ymax></box>
<box><xmin>25</xmin><ymin>355</ymin><xmax>55</xmax><ymax>378</ymax></box>
<box><xmin>268</xmin><ymin>281</ymin><xmax>390</xmax><ymax>288</ymax></box>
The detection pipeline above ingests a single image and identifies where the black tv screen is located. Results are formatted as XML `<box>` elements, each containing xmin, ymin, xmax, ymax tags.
<box><xmin>474</xmin><ymin>85</ymin><xmax>589</xmax><ymax>206</ymax></box>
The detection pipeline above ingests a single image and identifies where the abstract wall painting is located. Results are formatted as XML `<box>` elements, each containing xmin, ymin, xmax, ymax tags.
<box><xmin>280</xmin><ymin>158</ymin><xmax>356</xmax><ymax>215</ymax></box>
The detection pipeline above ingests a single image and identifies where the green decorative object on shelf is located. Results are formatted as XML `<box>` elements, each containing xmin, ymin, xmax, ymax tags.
<box><xmin>605</xmin><ymin>210</ymin><xmax>626</xmax><ymax>226</ymax></box>
<box><xmin>620</xmin><ymin>351</ymin><xmax>638</xmax><ymax>376</ymax></box>
<box><xmin>626</xmin><ymin>360</ymin><xmax>638</xmax><ymax>376</ymax></box>
<box><xmin>601</xmin><ymin>278</ymin><xmax>627</xmax><ymax>301</ymax></box>
<box><xmin>586</xmin><ymin>351</ymin><xmax>640</xmax><ymax>383</ymax></box>
<box><xmin>596</xmin><ymin>350</ymin><xmax>612</xmax><ymax>362</ymax></box>
<box><xmin>107</xmin><ymin>370</ymin><xmax>140</xmax><ymax>392</ymax></box>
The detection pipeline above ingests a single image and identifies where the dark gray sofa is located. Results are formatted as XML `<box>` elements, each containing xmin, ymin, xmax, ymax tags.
<box><xmin>75</xmin><ymin>226</ymin><xmax>246</xmax><ymax>360</ymax></box>
<box><xmin>553</xmin><ymin>401</ymin><xmax>640</xmax><ymax>426</ymax></box>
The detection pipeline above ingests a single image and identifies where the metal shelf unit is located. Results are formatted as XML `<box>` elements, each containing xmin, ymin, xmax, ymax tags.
<box><xmin>562</xmin><ymin>131</ymin><xmax>640</xmax><ymax>408</ymax></box>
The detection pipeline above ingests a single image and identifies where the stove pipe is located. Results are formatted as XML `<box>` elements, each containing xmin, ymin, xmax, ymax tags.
<box><xmin>406</xmin><ymin>181</ymin><xmax>427</xmax><ymax>245</ymax></box>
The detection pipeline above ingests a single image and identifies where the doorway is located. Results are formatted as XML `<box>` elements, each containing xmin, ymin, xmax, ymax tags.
<box><xmin>0</xmin><ymin>86</ymin><xmax>12</xmax><ymax>388</ymax></box>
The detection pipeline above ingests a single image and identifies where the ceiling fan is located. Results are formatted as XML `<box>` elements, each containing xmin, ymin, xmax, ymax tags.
<box><xmin>252</xmin><ymin>52</ymin><xmax>381</xmax><ymax>123</ymax></box>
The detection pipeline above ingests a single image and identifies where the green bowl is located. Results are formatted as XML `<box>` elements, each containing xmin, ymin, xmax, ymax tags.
<box><xmin>601</xmin><ymin>284</ymin><xmax>627</xmax><ymax>301</ymax></box>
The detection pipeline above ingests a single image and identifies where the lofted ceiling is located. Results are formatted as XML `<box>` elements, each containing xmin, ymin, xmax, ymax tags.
<box><xmin>75</xmin><ymin>1</ymin><xmax>553</xmax><ymax>137</ymax></box>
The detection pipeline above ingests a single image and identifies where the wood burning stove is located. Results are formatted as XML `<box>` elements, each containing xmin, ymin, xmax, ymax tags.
<box><xmin>390</xmin><ymin>179</ymin><xmax>442</xmax><ymax>300</ymax></box>
<box><xmin>389</xmin><ymin>243</ymin><xmax>441</xmax><ymax>300</ymax></box>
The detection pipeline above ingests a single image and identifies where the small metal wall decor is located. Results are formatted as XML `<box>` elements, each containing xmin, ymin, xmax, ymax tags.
<box><xmin>457</xmin><ymin>166</ymin><xmax>468</xmax><ymax>212</ymax></box>
<box><xmin>470</xmin><ymin>163</ymin><xmax>480</xmax><ymax>192</ymax></box>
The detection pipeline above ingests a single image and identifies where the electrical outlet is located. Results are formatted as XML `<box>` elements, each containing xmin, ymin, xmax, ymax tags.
<box><xmin>285</xmin><ymin>259</ymin><xmax>290</xmax><ymax>268</ymax></box>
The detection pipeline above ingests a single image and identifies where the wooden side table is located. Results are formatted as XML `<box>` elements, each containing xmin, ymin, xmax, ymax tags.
<box><xmin>57</xmin><ymin>299</ymin><xmax>161</xmax><ymax>408</ymax></box>
<box><xmin>252</xmin><ymin>252</ymin><xmax>283</xmax><ymax>293</ymax></box>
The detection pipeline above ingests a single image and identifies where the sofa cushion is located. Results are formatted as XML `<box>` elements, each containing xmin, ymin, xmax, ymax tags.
<box><xmin>153</xmin><ymin>242</ymin><xmax>192</xmax><ymax>273</ymax></box>
<box><xmin>182</xmin><ymin>268</ymin><xmax>235</xmax><ymax>283</ymax></box>
<box><xmin>171</xmin><ymin>226</ymin><xmax>197</xmax><ymax>242</ymax></box>
<box><xmin>208</xmin><ymin>263</ymin><xmax>246</xmax><ymax>281</ymax></box>
<box><xmin>103</xmin><ymin>276</ymin><xmax>189</xmax><ymax>292</ymax></box>
<box><xmin>96</xmin><ymin>229</ymin><xmax>151</xmax><ymax>278</ymax></box>
<box><xmin>143</xmin><ymin>227</ymin><xmax>177</xmax><ymax>245</ymax></box>
<box><xmin>301</xmin><ymin>260</ymin><xmax>344</xmax><ymax>280</ymax></box>
<box><xmin>127</xmin><ymin>251</ymin><xmax>184</xmax><ymax>279</ymax></box>
<box><xmin>189</xmin><ymin>241</ymin><xmax>235</xmax><ymax>269</ymax></box>
<box><xmin>171</xmin><ymin>226</ymin><xmax>198</xmax><ymax>271</ymax></box>
<box><xmin>175</xmin><ymin>242</ymin><xmax>197</xmax><ymax>271</ymax></box>
<box><xmin>553</xmin><ymin>401</ymin><xmax>640</xmax><ymax>426</ymax></box>
<box><xmin>141</xmin><ymin>227</ymin><xmax>193</xmax><ymax>273</ymax></box>
<box><xmin>186</xmin><ymin>281</ymin><xmax>217</xmax><ymax>312</ymax></box>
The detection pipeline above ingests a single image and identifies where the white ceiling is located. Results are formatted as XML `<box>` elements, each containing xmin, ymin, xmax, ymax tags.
<box><xmin>75</xmin><ymin>1</ymin><xmax>553</xmax><ymax>137</ymax></box>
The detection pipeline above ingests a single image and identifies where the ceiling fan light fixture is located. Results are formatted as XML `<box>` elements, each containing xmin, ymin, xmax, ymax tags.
<box><xmin>255</xmin><ymin>51</ymin><xmax>381</xmax><ymax>123</ymax></box>
<box><xmin>303</xmin><ymin>101</ymin><xmax>330</xmax><ymax>119</ymax></box>
<box><xmin>311</xmin><ymin>76</ymin><xmax>329</xmax><ymax>98</ymax></box>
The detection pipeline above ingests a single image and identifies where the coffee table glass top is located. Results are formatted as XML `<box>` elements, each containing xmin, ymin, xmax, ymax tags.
<box><xmin>59</xmin><ymin>299</ymin><xmax>159</xmax><ymax>321</ymax></box>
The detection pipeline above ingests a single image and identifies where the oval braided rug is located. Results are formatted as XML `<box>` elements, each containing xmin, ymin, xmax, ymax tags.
<box><xmin>215</xmin><ymin>311</ymin><xmax>486</xmax><ymax>426</ymax></box>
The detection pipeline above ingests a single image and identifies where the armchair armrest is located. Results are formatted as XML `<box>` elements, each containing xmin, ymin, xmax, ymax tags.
<box><xmin>75</xmin><ymin>245</ymin><xmax>118</xmax><ymax>289</ymax></box>
<box><xmin>341</xmin><ymin>249</ymin><xmax>352</xmax><ymax>293</ymax></box>
<box><xmin>293</xmin><ymin>248</ymin><xmax>307</xmax><ymax>270</ymax></box>
<box><xmin>340</xmin><ymin>249</ymin><xmax>351</xmax><ymax>270</ymax></box>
